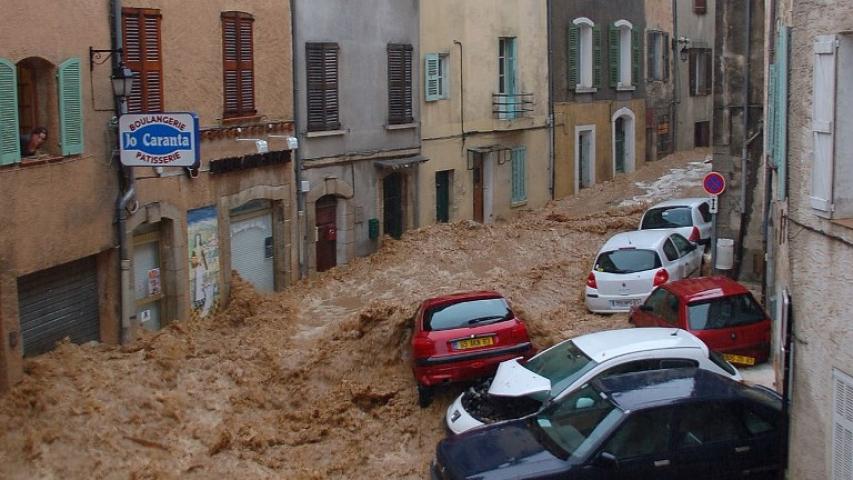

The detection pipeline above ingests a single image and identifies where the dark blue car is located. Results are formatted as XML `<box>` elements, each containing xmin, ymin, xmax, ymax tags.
<box><xmin>431</xmin><ymin>368</ymin><xmax>784</xmax><ymax>480</ymax></box>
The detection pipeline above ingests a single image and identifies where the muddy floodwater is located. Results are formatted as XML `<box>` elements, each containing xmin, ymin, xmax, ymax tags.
<box><xmin>0</xmin><ymin>151</ymin><xmax>710</xmax><ymax>479</ymax></box>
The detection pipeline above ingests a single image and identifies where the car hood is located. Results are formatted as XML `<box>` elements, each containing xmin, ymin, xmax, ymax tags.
<box><xmin>437</xmin><ymin>420</ymin><xmax>569</xmax><ymax>479</ymax></box>
<box><xmin>488</xmin><ymin>358</ymin><xmax>551</xmax><ymax>398</ymax></box>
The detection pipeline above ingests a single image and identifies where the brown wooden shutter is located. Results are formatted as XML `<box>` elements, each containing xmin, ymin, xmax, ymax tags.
<box><xmin>703</xmin><ymin>49</ymin><xmax>712</xmax><ymax>95</ymax></box>
<box><xmin>222</xmin><ymin>12</ymin><xmax>255</xmax><ymax>118</ymax></box>
<box><xmin>122</xmin><ymin>8</ymin><xmax>163</xmax><ymax>113</ymax></box>
<box><xmin>387</xmin><ymin>44</ymin><xmax>413</xmax><ymax>125</ymax></box>
<box><xmin>689</xmin><ymin>49</ymin><xmax>698</xmax><ymax>96</ymax></box>
<box><xmin>694</xmin><ymin>0</ymin><xmax>707</xmax><ymax>14</ymax></box>
<box><xmin>306</xmin><ymin>43</ymin><xmax>340</xmax><ymax>131</ymax></box>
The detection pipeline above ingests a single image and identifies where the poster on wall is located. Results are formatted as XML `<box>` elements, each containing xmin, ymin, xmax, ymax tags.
<box><xmin>187</xmin><ymin>206</ymin><xmax>221</xmax><ymax>318</ymax></box>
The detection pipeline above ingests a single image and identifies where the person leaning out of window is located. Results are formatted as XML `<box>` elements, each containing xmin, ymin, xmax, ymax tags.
<box><xmin>20</xmin><ymin>127</ymin><xmax>47</xmax><ymax>157</ymax></box>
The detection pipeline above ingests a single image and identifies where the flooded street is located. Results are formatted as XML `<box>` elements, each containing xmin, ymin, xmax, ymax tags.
<box><xmin>0</xmin><ymin>150</ymin><xmax>710</xmax><ymax>479</ymax></box>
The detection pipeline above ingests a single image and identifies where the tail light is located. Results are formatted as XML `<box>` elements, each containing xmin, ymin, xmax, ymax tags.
<box><xmin>511</xmin><ymin>322</ymin><xmax>530</xmax><ymax>343</ymax></box>
<box><xmin>688</xmin><ymin>226</ymin><xmax>700</xmax><ymax>243</ymax></box>
<box><xmin>653</xmin><ymin>268</ymin><xmax>670</xmax><ymax>286</ymax></box>
<box><xmin>412</xmin><ymin>336</ymin><xmax>435</xmax><ymax>359</ymax></box>
<box><xmin>586</xmin><ymin>272</ymin><xmax>598</xmax><ymax>289</ymax></box>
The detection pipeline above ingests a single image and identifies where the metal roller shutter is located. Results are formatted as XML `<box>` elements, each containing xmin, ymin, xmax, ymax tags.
<box><xmin>230</xmin><ymin>211</ymin><xmax>274</xmax><ymax>292</ymax></box>
<box><xmin>18</xmin><ymin>256</ymin><xmax>99</xmax><ymax>356</ymax></box>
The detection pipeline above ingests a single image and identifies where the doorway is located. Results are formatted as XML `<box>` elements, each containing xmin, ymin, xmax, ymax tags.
<box><xmin>472</xmin><ymin>155</ymin><xmax>484</xmax><ymax>222</ymax></box>
<box><xmin>315</xmin><ymin>195</ymin><xmax>337</xmax><ymax>272</ymax></box>
<box><xmin>611</xmin><ymin>108</ymin><xmax>636</xmax><ymax>175</ymax></box>
<box><xmin>615</xmin><ymin>117</ymin><xmax>626</xmax><ymax>173</ymax></box>
<box><xmin>383</xmin><ymin>172</ymin><xmax>403</xmax><ymax>239</ymax></box>
<box><xmin>575</xmin><ymin>126</ymin><xmax>596</xmax><ymax>192</ymax></box>
<box><xmin>435</xmin><ymin>170</ymin><xmax>451</xmax><ymax>223</ymax></box>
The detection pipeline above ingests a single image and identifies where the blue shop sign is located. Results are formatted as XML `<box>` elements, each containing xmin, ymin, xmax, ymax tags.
<box><xmin>119</xmin><ymin>112</ymin><xmax>200</xmax><ymax>167</ymax></box>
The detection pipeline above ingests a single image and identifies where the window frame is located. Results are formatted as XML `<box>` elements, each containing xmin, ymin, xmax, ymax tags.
<box><xmin>305</xmin><ymin>42</ymin><xmax>341</xmax><ymax>132</ymax></box>
<box><xmin>689</xmin><ymin>48</ymin><xmax>712</xmax><ymax>96</ymax></box>
<box><xmin>570</xmin><ymin>17</ymin><xmax>598</xmax><ymax>91</ymax></box>
<box><xmin>387</xmin><ymin>43</ymin><xmax>414</xmax><ymax>125</ymax></box>
<box><xmin>221</xmin><ymin>11</ymin><xmax>256</xmax><ymax>119</ymax></box>
<box><xmin>647</xmin><ymin>30</ymin><xmax>670</xmax><ymax>82</ymax></box>
<box><xmin>424</xmin><ymin>53</ymin><xmax>449</xmax><ymax>102</ymax></box>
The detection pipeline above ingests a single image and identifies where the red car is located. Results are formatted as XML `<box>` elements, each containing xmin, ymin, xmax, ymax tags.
<box><xmin>411</xmin><ymin>291</ymin><xmax>534</xmax><ymax>407</ymax></box>
<box><xmin>628</xmin><ymin>276</ymin><xmax>771</xmax><ymax>366</ymax></box>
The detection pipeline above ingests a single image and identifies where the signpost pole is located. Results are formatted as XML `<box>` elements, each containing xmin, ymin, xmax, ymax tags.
<box><xmin>703</xmin><ymin>173</ymin><xmax>726</xmax><ymax>275</ymax></box>
<box><xmin>710</xmin><ymin>197</ymin><xmax>718</xmax><ymax>275</ymax></box>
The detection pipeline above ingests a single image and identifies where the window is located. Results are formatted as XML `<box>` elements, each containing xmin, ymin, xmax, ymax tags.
<box><xmin>424</xmin><ymin>53</ymin><xmax>448</xmax><ymax>101</ymax></box>
<box><xmin>221</xmin><ymin>11</ymin><xmax>256</xmax><ymax>118</ymax></box>
<box><xmin>604</xmin><ymin>408</ymin><xmax>672</xmax><ymax>459</ymax></box>
<box><xmin>387</xmin><ymin>43</ymin><xmax>413</xmax><ymax>125</ymax></box>
<box><xmin>767</xmin><ymin>26</ymin><xmax>790</xmax><ymax>201</ymax></box>
<box><xmin>689</xmin><ymin>48</ymin><xmax>712</xmax><ymax>96</ymax></box>
<box><xmin>306</xmin><ymin>42</ymin><xmax>340</xmax><ymax>132</ymax></box>
<box><xmin>498</xmin><ymin>37</ymin><xmax>518</xmax><ymax>119</ymax></box>
<box><xmin>568</xmin><ymin>18</ymin><xmax>600</xmax><ymax>91</ymax></box>
<box><xmin>647</xmin><ymin>31</ymin><xmax>670</xmax><ymax>81</ymax></box>
<box><xmin>670</xmin><ymin>234</ymin><xmax>694</xmax><ymax>256</ymax></box>
<box><xmin>698</xmin><ymin>202</ymin><xmax>712</xmax><ymax>223</ymax></box>
<box><xmin>645</xmin><ymin>288</ymin><xmax>680</xmax><ymax>324</ymax></box>
<box><xmin>511</xmin><ymin>146</ymin><xmax>527</xmax><ymax>204</ymax></box>
<box><xmin>657</xmin><ymin>114</ymin><xmax>672</xmax><ymax>155</ymax></box>
<box><xmin>694</xmin><ymin>120</ymin><xmax>711</xmax><ymax>147</ymax></box>
<box><xmin>595</xmin><ymin>249</ymin><xmax>662</xmax><ymax>274</ymax></box>
<box><xmin>424</xmin><ymin>298</ymin><xmax>511</xmax><ymax>331</ymax></box>
<box><xmin>609</xmin><ymin>20</ymin><xmax>639</xmax><ymax>89</ymax></box>
<box><xmin>641</xmin><ymin>206</ymin><xmax>694</xmax><ymax>229</ymax></box>
<box><xmin>0</xmin><ymin>56</ymin><xmax>82</xmax><ymax>165</ymax></box>
<box><xmin>832</xmin><ymin>368</ymin><xmax>853</xmax><ymax>480</ymax></box>
<box><xmin>122</xmin><ymin>8</ymin><xmax>163</xmax><ymax>113</ymax></box>
<box><xmin>687</xmin><ymin>294</ymin><xmax>767</xmax><ymax>330</ymax></box>
<box><xmin>677</xmin><ymin>402</ymin><xmax>743</xmax><ymax>448</ymax></box>
<box><xmin>694</xmin><ymin>0</ymin><xmax>707</xmax><ymax>14</ymax></box>
<box><xmin>810</xmin><ymin>33</ymin><xmax>853</xmax><ymax>219</ymax></box>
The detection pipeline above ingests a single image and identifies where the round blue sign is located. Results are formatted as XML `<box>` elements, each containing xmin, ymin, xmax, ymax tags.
<box><xmin>703</xmin><ymin>172</ymin><xmax>727</xmax><ymax>195</ymax></box>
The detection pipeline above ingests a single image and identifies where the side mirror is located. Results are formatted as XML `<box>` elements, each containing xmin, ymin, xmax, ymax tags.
<box><xmin>594</xmin><ymin>451</ymin><xmax>618</xmax><ymax>468</ymax></box>
<box><xmin>639</xmin><ymin>305</ymin><xmax>654</xmax><ymax>312</ymax></box>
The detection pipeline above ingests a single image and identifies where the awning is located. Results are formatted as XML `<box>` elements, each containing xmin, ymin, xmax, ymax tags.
<box><xmin>374</xmin><ymin>155</ymin><xmax>429</xmax><ymax>171</ymax></box>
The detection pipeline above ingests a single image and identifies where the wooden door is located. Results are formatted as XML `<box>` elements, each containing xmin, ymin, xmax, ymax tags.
<box><xmin>473</xmin><ymin>157</ymin><xmax>484</xmax><ymax>222</ymax></box>
<box><xmin>315</xmin><ymin>196</ymin><xmax>337</xmax><ymax>272</ymax></box>
<box><xmin>615</xmin><ymin>117</ymin><xmax>626</xmax><ymax>173</ymax></box>
<box><xmin>383</xmin><ymin>173</ymin><xmax>403</xmax><ymax>239</ymax></box>
<box><xmin>435</xmin><ymin>170</ymin><xmax>450</xmax><ymax>223</ymax></box>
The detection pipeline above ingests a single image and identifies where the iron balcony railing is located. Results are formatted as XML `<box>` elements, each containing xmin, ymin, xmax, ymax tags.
<box><xmin>492</xmin><ymin>92</ymin><xmax>534</xmax><ymax>119</ymax></box>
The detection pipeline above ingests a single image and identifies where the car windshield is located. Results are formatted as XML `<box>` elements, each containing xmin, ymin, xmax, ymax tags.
<box><xmin>595</xmin><ymin>249</ymin><xmax>662</xmax><ymax>274</ymax></box>
<box><xmin>532</xmin><ymin>385</ymin><xmax>623</xmax><ymax>459</ymax></box>
<box><xmin>524</xmin><ymin>341</ymin><xmax>597</xmax><ymax>397</ymax></box>
<box><xmin>424</xmin><ymin>298</ymin><xmax>512</xmax><ymax>331</ymax></box>
<box><xmin>687</xmin><ymin>294</ymin><xmax>766</xmax><ymax>330</ymax></box>
<box><xmin>642</xmin><ymin>206</ymin><xmax>694</xmax><ymax>229</ymax></box>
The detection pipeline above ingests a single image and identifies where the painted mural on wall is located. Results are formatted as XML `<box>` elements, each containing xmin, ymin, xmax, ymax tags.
<box><xmin>187</xmin><ymin>206</ymin><xmax>221</xmax><ymax>318</ymax></box>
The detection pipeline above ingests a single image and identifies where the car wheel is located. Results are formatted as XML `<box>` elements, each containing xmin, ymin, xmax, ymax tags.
<box><xmin>418</xmin><ymin>385</ymin><xmax>433</xmax><ymax>408</ymax></box>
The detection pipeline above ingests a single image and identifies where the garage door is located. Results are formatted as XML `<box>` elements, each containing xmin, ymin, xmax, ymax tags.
<box><xmin>230</xmin><ymin>211</ymin><xmax>274</xmax><ymax>292</ymax></box>
<box><xmin>17</xmin><ymin>256</ymin><xmax>100</xmax><ymax>356</ymax></box>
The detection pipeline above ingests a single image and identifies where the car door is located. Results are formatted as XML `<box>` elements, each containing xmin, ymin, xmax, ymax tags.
<box><xmin>695</xmin><ymin>202</ymin><xmax>713</xmax><ymax>243</ymax></box>
<box><xmin>593</xmin><ymin>407</ymin><xmax>677</xmax><ymax>480</ymax></box>
<box><xmin>661</xmin><ymin>239</ymin><xmax>686</xmax><ymax>279</ymax></box>
<box><xmin>670</xmin><ymin>233</ymin><xmax>701</xmax><ymax>277</ymax></box>
<box><xmin>671</xmin><ymin>401</ymin><xmax>746</xmax><ymax>479</ymax></box>
<box><xmin>631</xmin><ymin>287</ymin><xmax>667</xmax><ymax>326</ymax></box>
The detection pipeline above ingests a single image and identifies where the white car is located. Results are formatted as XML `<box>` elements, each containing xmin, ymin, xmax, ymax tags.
<box><xmin>445</xmin><ymin>327</ymin><xmax>741</xmax><ymax>435</ymax></box>
<box><xmin>639</xmin><ymin>198</ymin><xmax>713</xmax><ymax>246</ymax></box>
<box><xmin>585</xmin><ymin>230</ymin><xmax>702</xmax><ymax>313</ymax></box>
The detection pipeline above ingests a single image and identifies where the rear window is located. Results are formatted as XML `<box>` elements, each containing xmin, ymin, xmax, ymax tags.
<box><xmin>708</xmin><ymin>350</ymin><xmax>738</xmax><ymax>376</ymax></box>
<box><xmin>687</xmin><ymin>294</ymin><xmax>767</xmax><ymax>330</ymax></box>
<box><xmin>595</xmin><ymin>249</ymin><xmax>662</xmax><ymax>274</ymax></box>
<box><xmin>424</xmin><ymin>298</ymin><xmax>512</xmax><ymax>331</ymax></box>
<box><xmin>641</xmin><ymin>207</ymin><xmax>694</xmax><ymax>229</ymax></box>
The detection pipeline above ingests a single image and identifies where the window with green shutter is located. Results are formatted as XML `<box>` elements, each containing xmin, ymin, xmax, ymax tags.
<box><xmin>511</xmin><ymin>146</ymin><xmax>527</xmax><ymax>204</ymax></box>
<box><xmin>592</xmin><ymin>26</ymin><xmax>602</xmax><ymax>88</ymax></box>
<box><xmin>609</xmin><ymin>25</ymin><xmax>620</xmax><ymax>88</ymax></box>
<box><xmin>425</xmin><ymin>53</ymin><xmax>441</xmax><ymax>101</ymax></box>
<box><xmin>57</xmin><ymin>58</ymin><xmax>83</xmax><ymax>156</ymax></box>
<box><xmin>632</xmin><ymin>30</ymin><xmax>641</xmax><ymax>86</ymax></box>
<box><xmin>568</xmin><ymin>25</ymin><xmax>579</xmax><ymax>90</ymax></box>
<box><xmin>0</xmin><ymin>58</ymin><xmax>20</xmax><ymax>165</ymax></box>
<box><xmin>772</xmin><ymin>26</ymin><xmax>790</xmax><ymax>201</ymax></box>
<box><xmin>570</xmin><ymin>18</ymin><xmax>598</xmax><ymax>91</ymax></box>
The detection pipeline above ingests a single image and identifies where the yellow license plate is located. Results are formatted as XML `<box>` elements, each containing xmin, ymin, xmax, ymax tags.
<box><xmin>723</xmin><ymin>353</ymin><xmax>756</xmax><ymax>366</ymax></box>
<box><xmin>454</xmin><ymin>337</ymin><xmax>495</xmax><ymax>350</ymax></box>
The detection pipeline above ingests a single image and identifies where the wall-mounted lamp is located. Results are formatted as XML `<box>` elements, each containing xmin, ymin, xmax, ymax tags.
<box><xmin>676</xmin><ymin>36</ymin><xmax>692</xmax><ymax>62</ymax></box>
<box><xmin>111</xmin><ymin>65</ymin><xmax>137</xmax><ymax>100</ymax></box>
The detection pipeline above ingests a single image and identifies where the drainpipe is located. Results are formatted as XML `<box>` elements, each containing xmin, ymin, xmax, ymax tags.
<box><xmin>111</xmin><ymin>0</ymin><xmax>136</xmax><ymax>344</ymax></box>
<box><xmin>671</xmin><ymin>0</ymin><xmax>679</xmax><ymax>151</ymax></box>
<box><xmin>735</xmin><ymin>0</ymin><xmax>753</xmax><ymax>279</ymax></box>
<box><xmin>546</xmin><ymin>0</ymin><xmax>555</xmax><ymax>199</ymax></box>
<box><xmin>453</xmin><ymin>40</ymin><xmax>465</xmax><ymax>140</ymax></box>
<box><xmin>291</xmin><ymin>0</ymin><xmax>307</xmax><ymax>279</ymax></box>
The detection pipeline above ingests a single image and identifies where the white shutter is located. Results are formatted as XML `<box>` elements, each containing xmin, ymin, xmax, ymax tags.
<box><xmin>833</xmin><ymin>369</ymin><xmax>853</xmax><ymax>480</ymax></box>
<box><xmin>424</xmin><ymin>53</ymin><xmax>441</xmax><ymax>101</ymax></box>
<box><xmin>810</xmin><ymin>36</ymin><xmax>838</xmax><ymax>215</ymax></box>
<box><xmin>230</xmin><ymin>212</ymin><xmax>274</xmax><ymax>292</ymax></box>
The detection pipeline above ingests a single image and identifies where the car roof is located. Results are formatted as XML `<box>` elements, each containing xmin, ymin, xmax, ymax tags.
<box><xmin>647</xmin><ymin>198</ymin><xmax>710</xmax><ymax>210</ymax></box>
<box><xmin>594</xmin><ymin>368</ymin><xmax>743</xmax><ymax>410</ymax></box>
<box><xmin>572</xmin><ymin>328</ymin><xmax>706</xmax><ymax>362</ymax></box>
<box><xmin>419</xmin><ymin>290</ymin><xmax>504</xmax><ymax>310</ymax></box>
<box><xmin>600</xmin><ymin>230</ymin><xmax>672</xmax><ymax>252</ymax></box>
<box><xmin>662</xmin><ymin>276</ymin><xmax>751</xmax><ymax>303</ymax></box>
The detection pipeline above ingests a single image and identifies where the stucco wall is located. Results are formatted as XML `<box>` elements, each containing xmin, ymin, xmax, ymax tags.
<box><xmin>773</xmin><ymin>1</ymin><xmax>853</xmax><ymax>477</ymax></box>
<box><xmin>675</xmin><ymin>0</ymin><xmax>715</xmax><ymax>151</ymax></box>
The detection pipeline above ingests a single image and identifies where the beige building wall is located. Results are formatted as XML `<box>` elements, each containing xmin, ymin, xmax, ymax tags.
<box><xmin>419</xmin><ymin>0</ymin><xmax>551</xmax><ymax>225</ymax></box>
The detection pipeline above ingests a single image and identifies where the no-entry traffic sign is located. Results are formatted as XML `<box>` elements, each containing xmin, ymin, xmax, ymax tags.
<box><xmin>703</xmin><ymin>172</ymin><xmax>727</xmax><ymax>196</ymax></box>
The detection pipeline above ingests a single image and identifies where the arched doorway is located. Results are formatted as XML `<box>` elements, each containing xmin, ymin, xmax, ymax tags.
<box><xmin>611</xmin><ymin>108</ymin><xmax>636</xmax><ymax>175</ymax></box>
<box><xmin>383</xmin><ymin>172</ymin><xmax>403</xmax><ymax>238</ymax></box>
<box><xmin>315</xmin><ymin>195</ymin><xmax>337</xmax><ymax>272</ymax></box>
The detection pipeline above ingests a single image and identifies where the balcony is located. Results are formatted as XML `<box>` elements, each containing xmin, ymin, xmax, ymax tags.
<box><xmin>492</xmin><ymin>92</ymin><xmax>534</xmax><ymax>119</ymax></box>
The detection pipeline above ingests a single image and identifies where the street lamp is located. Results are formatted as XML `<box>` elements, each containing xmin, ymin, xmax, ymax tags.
<box><xmin>111</xmin><ymin>65</ymin><xmax>136</xmax><ymax>101</ymax></box>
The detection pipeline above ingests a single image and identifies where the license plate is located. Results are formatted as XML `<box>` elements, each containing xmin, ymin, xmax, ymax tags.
<box><xmin>610</xmin><ymin>299</ymin><xmax>638</xmax><ymax>308</ymax></box>
<box><xmin>723</xmin><ymin>353</ymin><xmax>756</xmax><ymax>366</ymax></box>
<box><xmin>454</xmin><ymin>336</ymin><xmax>494</xmax><ymax>350</ymax></box>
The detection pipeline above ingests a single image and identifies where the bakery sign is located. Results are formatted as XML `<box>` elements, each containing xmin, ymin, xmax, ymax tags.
<box><xmin>119</xmin><ymin>112</ymin><xmax>200</xmax><ymax>167</ymax></box>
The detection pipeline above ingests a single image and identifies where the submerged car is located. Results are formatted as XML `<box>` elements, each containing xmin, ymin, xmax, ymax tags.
<box><xmin>411</xmin><ymin>291</ymin><xmax>534</xmax><ymax>407</ymax></box>
<box><xmin>432</xmin><ymin>368</ymin><xmax>785</xmax><ymax>480</ymax></box>
<box><xmin>629</xmin><ymin>277</ymin><xmax>772</xmax><ymax>366</ymax></box>
<box><xmin>639</xmin><ymin>198</ymin><xmax>713</xmax><ymax>245</ymax></box>
<box><xmin>585</xmin><ymin>230</ymin><xmax>702</xmax><ymax>313</ymax></box>
<box><xmin>445</xmin><ymin>328</ymin><xmax>740</xmax><ymax>435</ymax></box>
